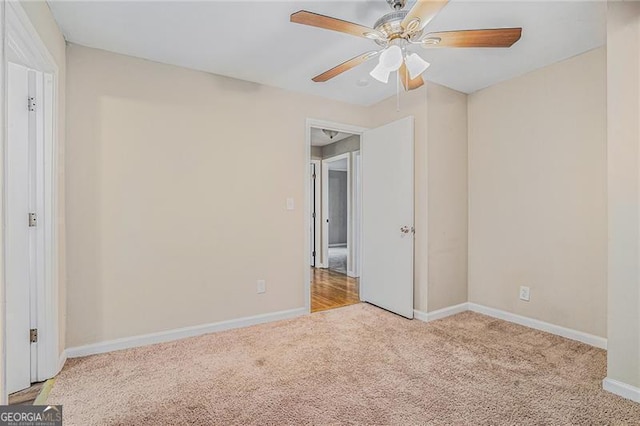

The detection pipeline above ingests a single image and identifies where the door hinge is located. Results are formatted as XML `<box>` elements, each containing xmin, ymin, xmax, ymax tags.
<box><xmin>312</xmin><ymin>173</ymin><xmax>316</xmax><ymax>180</ymax></box>
<box><xmin>28</xmin><ymin>97</ymin><xmax>36</xmax><ymax>112</ymax></box>
<box><xmin>28</xmin><ymin>212</ymin><xmax>37</xmax><ymax>227</ymax></box>
<box><xmin>312</xmin><ymin>251</ymin><xmax>316</xmax><ymax>258</ymax></box>
<box><xmin>30</xmin><ymin>328</ymin><xmax>38</xmax><ymax>343</ymax></box>
<box><xmin>312</xmin><ymin>212</ymin><xmax>316</xmax><ymax>219</ymax></box>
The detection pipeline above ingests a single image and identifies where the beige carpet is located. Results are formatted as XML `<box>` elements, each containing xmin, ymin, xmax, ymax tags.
<box><xmin>49</xmin><ymin>304</ymin><xmax>640</xmax><ymax>425</ymax></box>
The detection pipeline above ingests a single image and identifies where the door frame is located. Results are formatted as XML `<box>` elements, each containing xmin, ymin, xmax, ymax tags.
<box><xmin>2</xmin><ymin>1</ymin><xmax>61</xmax><ymax>401</ymax></box>
<box><xmin>352</xmin><ymin>150</ymin><xmax>362</xmax><ymax>278</ymax></box>
<box><xmin>321</xmin><ymin>152</ymin><xmax>351</xmax><ymax>275</ymax></box>
<box><xmin>304</xmin><ymin>119</ymin><xmax>367</xmax><ymax>313</ymax></box>
<box><xmin>310</xmin><ymin>159</ymin><xmax>321</xmax><ymax>268</ymax></box>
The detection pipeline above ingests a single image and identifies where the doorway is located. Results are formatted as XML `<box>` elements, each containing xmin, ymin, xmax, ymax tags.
<box><xmin>324</xmin><ymin>153</ymin><xmax>350</xmax><ymax>275</ymax></box>
<box><xmin>304</xmin><ymin>117</ymin><xmax>415</xmax><ymax>319</ymax></box>
<box><xmin>308</xmin><ymin>124</ymin><xmax>362</xmax><ymax>312</ymax></box>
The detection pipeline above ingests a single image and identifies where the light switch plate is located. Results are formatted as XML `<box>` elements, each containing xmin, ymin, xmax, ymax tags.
<box><xmin>519</xmin><ymin>286</ymin><xmax>530</xmax><ymax>302</ymax></box>
<box><xmin>257</xmin><ymin>280</ymin><xmax>266</xmax><ymax>294</ymax></box>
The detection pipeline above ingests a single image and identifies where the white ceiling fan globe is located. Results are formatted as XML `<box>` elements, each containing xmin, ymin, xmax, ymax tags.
<box><xmin>369</xmin><ymin>45</ymin><xmax>403</xmax><ymax>83</ymax></box>
<box><xmin>405</xmin><ymin>53</ymin><xmax>430</xmax><ymax>80</ymax></box>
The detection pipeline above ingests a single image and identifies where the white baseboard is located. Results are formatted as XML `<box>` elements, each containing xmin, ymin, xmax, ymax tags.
<box><xmin>66</xmin><ymin>308</ymin><xmax>307</xmax><ymax>358</ymax></box>
<box><xmin>414</xmin><ymin>302</ymin><xmax>606</xmax><ymax>349</ymax></box>
<box><xmin>468</xmin><ymin>303</ymin><xmax>607</xmax><ymax>349</ymax></box>
<box><xmin>603</xmin><ymin>378</ymin><xmax>640</xmax><ymax>403</ymax></box>
<box><xmin>427</xmin><ymin>303</ymin><xmax>469</xmax><ymax>322</ymax></box>
<box><xmin>414</xmin><ymin>302</ymin><xmax>469</xmax><ymax>323</ymax></box>
<box><xmin>413</xmin><ymin>309</ymin><xmax>429</xmax><ymax>322</ymax></box>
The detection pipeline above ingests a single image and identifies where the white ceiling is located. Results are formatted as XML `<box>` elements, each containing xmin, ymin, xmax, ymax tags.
<box><xmin>48</xmin><ymin>1</ymin><xmax>606</xmax><ymax>106</ymax></box>
<box><xmin>311</xmin><ymin>128</ymin><xmax>355</xmax><ymax>147</ymax></box>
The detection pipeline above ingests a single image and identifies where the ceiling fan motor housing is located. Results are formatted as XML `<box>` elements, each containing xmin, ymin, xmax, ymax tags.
<box><xmin>374</xmin><ymin>11</ymin><xmax>422</xmax><ymax>46</ymax></box>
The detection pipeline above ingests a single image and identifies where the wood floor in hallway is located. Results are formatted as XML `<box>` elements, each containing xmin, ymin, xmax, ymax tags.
<box><xmin>311</xmin><ymin>268</ymin><xmax>359</xmax><ymax>313</ymax></box>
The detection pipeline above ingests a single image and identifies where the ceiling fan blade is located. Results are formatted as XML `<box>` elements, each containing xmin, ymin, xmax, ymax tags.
<box><xmin>398</xmin><ymin>63</ymin><xmax>425</xmax><ymax>91</ymax></box>
<box><xmin>312</xmin><ymin>51</ymin><xmax>379</xmax><ymax>82</ymax></box>
<box><xmin>401</xmin><ymin>0</ymin><xmax>449</xmax><ymax>33</ymax></box>
<box><xmin>421</xmin><ymin>28</ymin><xmax>523</xmax><ymax>48</ymax></box>
<box><xmin>291</xmin><ymin>10</ymin><xmax>384</xmax><ymax>40</ymax></box>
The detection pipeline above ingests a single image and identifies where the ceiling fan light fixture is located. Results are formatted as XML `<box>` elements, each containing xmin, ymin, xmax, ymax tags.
<box><xmin>379</xmin><ymin>45</ymin><xmax>404</xmax><ymax>71</ymax></box>
<box><xmin>405</xmin><ymin>53</ymin><xmax>430</xmax><ymax>79</ymax></box>
<box><xmin>370</xmin><ymin>61</ymin><xmax>392</xmax><ymax>83</ymax></box>
<box><xmin>322</xmin><ymin>129</ymin><xmax>339</xmax><ymax>139</ymax></box>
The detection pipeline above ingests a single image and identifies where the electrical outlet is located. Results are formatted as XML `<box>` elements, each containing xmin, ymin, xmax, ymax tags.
<box><xmin>257</xmin><ymin>280</ymin><xmax>266</xmax><ymax>294</ymax></box>
<box><xmin>519</xmin><ymin>286</ymin><xmax>530</xmax><ymax>302</ymax></box>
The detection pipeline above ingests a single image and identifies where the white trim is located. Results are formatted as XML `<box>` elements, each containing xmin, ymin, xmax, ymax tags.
<box><xmin>304</xmin><ymin>119</ymin><xmax>367</xmax><ymax>313</ymax></box>
<box><xmin>5</xmin><ymin>2</ymin><xmax>57</xmax><ymax>74</ymax></box>
<box><xmin>414</xmin><ymin>303</ymin><xmax>469</xmax><ymax>323</ymax></box>
<box><xmin>603</xmin><ymin>378</ymin><xmax>640</xmax><ymax>403</ymax></box>
<box><xmin>351</xmin><ymin>150</ymin><xmax>362</xmax><ymax>278</ymax></box>
<box><xmin>66</xmin><ymin>308</ymin><xmax>307</xmax><ymax>358</ymax></box>
<box><xmin>3</xmin><ymin>0</ymin><xmax>60</xmax><ymax>396</ymax></box>
<box><xmin>306</xmin><ymin>119</ymin><xmax>368</xmax><ymax>137</ymax></box>
<box><xmin>413</xmin><ymin>302</ymin><xmax>607</xmax><ymax>349</ymax></box>
<box><xmin>468</xmin><ymin>303</ymin><xmax>607</xmax><ymax>349</ymax></box>
<box><xmin>413</xmin><ymin>309</ymin><xmax>429</xmax><ymax>322</ymax></box>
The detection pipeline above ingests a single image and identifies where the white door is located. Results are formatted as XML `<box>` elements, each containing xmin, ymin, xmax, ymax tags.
<box><xmin>7</xmin><ymin>62</ymin><xmax>35</xmax><ymax>393</ymax></box>
<box><xmin>361</xmin><ymin>117</ymin><xmax>414</xmax><ymax>318</ymax></box>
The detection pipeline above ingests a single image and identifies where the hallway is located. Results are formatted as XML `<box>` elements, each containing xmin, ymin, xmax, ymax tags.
<box><xmin>311</xmin><ymin>268</ymin><xmax>359</xmax><ymax>313</ymax></box>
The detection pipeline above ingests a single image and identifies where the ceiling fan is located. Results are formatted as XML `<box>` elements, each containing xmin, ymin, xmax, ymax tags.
<box><xmin>290</xmin><ymin>0</ymin><xmax>522</xmax><ymax>91</ymax></box>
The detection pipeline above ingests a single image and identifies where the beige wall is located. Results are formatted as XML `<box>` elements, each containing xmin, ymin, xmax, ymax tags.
<box><xmin>368</xmin><ymin>83</ymin><xmax>468</xmax><ymax>312</ymax></box>
<box><xmin>65</xmin><ymin>44</ymin><xmax>469</xmax><ymax>346</ymax></box>
<box><xmin>468</xmin><ymin>47</ymin><xmax>607</xmax><ymax>337</ymax></box>
<box><xmin>19</xmin><ymin>0</ymin><xmax>67</xmax><ymax>357</ymax></box>
<box><xmin>606</xmin><ymin>1</ymin><xmax>640</xmax><ymax>389</ymax></box>
<box><xmin>65</xmin><ymin>44</ymin><xmax>373</xmax><ymax>347</ymax></box>
<box><xmin>425</xmin><ymin>84</ymin><xmax>468</xmax><ymax>311</ymax></box>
